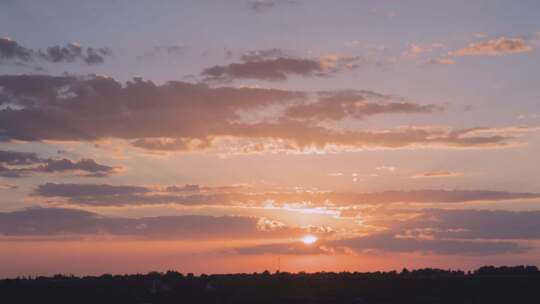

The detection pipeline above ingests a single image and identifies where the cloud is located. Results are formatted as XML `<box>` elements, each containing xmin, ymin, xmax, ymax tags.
<box><xmin>0</xmin><ymin>38</ymin><xmax>110</xmax><ymax>65</ymax></box>
<box><xmin>428</xmin><ymin>37</ymin><xmax>532</xmax><ymax>65</ymax></box>
<box><xmin>403</xmin><ymin>43</ymin><xmax>444</xmax><ymax>58</ymax></box>
<box><xmin>35</xmin><ymin>183</ymin><xmax>148</xmax><ymax>198</ymax></box>
<box><xmin>0</xmin><ymin>74</ymin><xmax>534</xmax><ymax>152</ymax></box>
<box><xmin>427</xmin><ymin>57</ymin><xmax>455</xmax><ymax>65</ymax></box>
<box><xmin>0</xmin><ymin>207</ymin><xmax>333</xmax><ymax>242</ymax></box>
<box><xmin>0</xmin><ymin>38</ymin><xmax>34</xmax><ymax>62</ymax></box>
<box><xmin>411</xmin><ymin>171</ymin><xmax>462</xmax><ymax>178</ymax></box>
<box><xmin>230</xmin><ymin>241</ymin><xmax>337</xmax><ymax>255</ymax></box>
<box><xmin>165</xmin><ymin>184</ymin><xmax>202</xmax><ymax>192</ymax></box>
<box><xmin>398</xmin><ymin>209</ymin><xmax>540</xmax><ymax>240</ymax></box>
<box><xmin>375</xmin><ymin>166</ymin><xmax>397</xmax><ymax>173</ymax></box>
<box><xmin>202</xmin><ymin>52</ymin><xmax>361</xmax><ymax>82</ymax></box>
<box><xmin>284</xmin><ymin>91</ymin><xmax>442</xmax><ymax>121</ymax></box>
<box><xmin>228</xmin><ymin>208</ymin><xmax>540</xmax><ymax>256</ymax></box>
<box><xmin>313</xmin><ymin>208</ymin><xmax>540</xmax><ymax>256</ymax></box>
<box><xmin>404</xmin><ymin>44</ymin><xmax>427</xmax><ymax>57</ymax></box>
<box><xmin>38</xmin><ymin>44</ymin><xmax>110</xmax><ymax>65</ymax></box>
<box><xmin>202</xmin><ymin>57</ymin><xmax>331</xmax><ymax>81</ymax></box>
<box><xmin>0</xmin><ymin>150</ymin><xmax>117</xmax><ymax>178</ymax></box>
<box><xmin>0</xmin><ymin>74</ymin><xmax>303</xmax><ymax>142</ymax></box>
<box><xmin>330</xmin><ymin>233</ymin><xmax>525</xmax><ymax>256</ymax></box>
<box><xmin>453</xmin><ymin>37</ymin><xmax>532</xmax><ymax>56</ymax></box>
<box><xmin>240</xmin><ymin>48</ymin><xmax>288</xmax><ymax>62</ymax></box>
<box><xmin>247</xmin><ymin>0</ymin><xmax>296</xmax><ymax>13</ymax></box>
<box><xmin>141</xmin><ymin>45</ymin><xmax>187</xmax><ymax>59</ymax></box>
<box><xmin>0</xmin><ymin>150</ymin><xmax>41</xmax><ymax>165</ymax></box>
<box><xmin>0</xmin><ymin>207</ymin><xmax>317</xmax><ymax>240</ymax></box>
<box><xmin>33</xmin><ymin>183</ymin><xmax>540</xmax><ymax>207</ymax></box>
<box><xmin>0</xmin><ymin>182</ymin><xmax>17</xmax><ymax>190</ymax></box>
<box><xmin>131</xmin><ymin>137</ymin><xmax>213</xmax><ymax>152</ymax></box>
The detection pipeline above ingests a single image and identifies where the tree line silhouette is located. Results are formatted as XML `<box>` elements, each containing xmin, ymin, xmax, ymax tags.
<box><xmin>2</xmin><ymin>265</ymin><xmax>540</xmax><ymax>303</ymax></box>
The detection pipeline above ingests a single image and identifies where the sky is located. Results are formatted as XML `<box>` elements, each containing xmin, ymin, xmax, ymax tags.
<box><xmin>1</xmin><ymin>0</ymin><xmax>540</xmax><ymax>278</ymax></box>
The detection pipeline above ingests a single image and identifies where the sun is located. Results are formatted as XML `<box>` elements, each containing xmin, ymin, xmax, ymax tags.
<box><xmin>302</xmin><ymin>235</ymin><xmax>318</xmax><ymax>245</ymax></box>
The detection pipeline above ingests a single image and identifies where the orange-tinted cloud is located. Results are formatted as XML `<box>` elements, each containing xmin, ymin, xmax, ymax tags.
<box><xmin>411</xmin><ymin>171</ymin><xmax>462</xmax><ymax>178</ymax></box>
<box><xmin>453</xmin><ymin>37</ymin><xmax>532</xmax><ymax>56</ymax></box>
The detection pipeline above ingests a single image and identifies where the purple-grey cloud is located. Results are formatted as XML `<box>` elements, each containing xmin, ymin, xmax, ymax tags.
<box><xmin>0</xmin><ymin>207</ymin><xmax>323</xmax><ymax>240</ymax></box>
<box><xmin>398</xmin><ymin>209</ymin><xmax>540</xmax><ymax>240</ymax></box>
<box><xmin>285</xmin><ymin>91</ymin><xmax>442</xmax><ymax>121</ymax></box>
<box><xmin>202</xmin><ymin>57</ymin><xmax>327</xmax><ymax>81</ymax></box>
<box><xmin>330</xmin><ymin>233</ymin><xmax>525</xmax><ymax>256</ymax></box>
<box><xmin>0</xmin><ymin>38</ymin><xmax>33</xmax><ymax>62</ymax></box>
<box><xmin>0</xmin><ymin>150</ymin><xmax>117</xmax><ymax>178</ymax></box>
<box><xmin>33</xmin><ymin>183</ymin><xmax>540</xmax><ymax>207</ymax></box>
<box><xmin>0</xmin><ymin>38</ymin><xmax>110</xmax><ymax>65</ymax></box>
<box><xmin>0</xmin><ymin>74</ymin><xmax>532</xmax><ymax>151</ymax></box>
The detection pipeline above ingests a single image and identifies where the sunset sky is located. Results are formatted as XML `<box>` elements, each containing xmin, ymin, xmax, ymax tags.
<box><xmin>1</xmin><ymin>0</ymin><xmax>540</xmax><ymax>278</ymax></box>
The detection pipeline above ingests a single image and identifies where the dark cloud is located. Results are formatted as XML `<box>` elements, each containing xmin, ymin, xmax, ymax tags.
<box><xmin>0</xmin><ymin>38</ymin><xmax>110</xmax><ymax>66</ymax></box>
<box><xmin>33</xmin><ymin>183</ymin><xmax>540</xmax><ymax>207</ymax></box>
<box><xmin>202</xmin><ymin>57</ymin><xmax>327</xmax><ymax>81</ymax></box>
<box><xmin>34</xmin><ymin>183</ymin><xmax>246</xmax><ymax>206</ymax></box>
<box><xmin>36</xmin><ymin>159</ymin><xmax>116</xmax><ymax>177</ymax></box>
<box><xmin>36</xmin><ymin>183</ymin><xmax>148</xmax><ymax>198</ymax></box>
<box><xmin>0</xmin><ymin>74</ymin><xmax>302</xmax><ymax>142</ymax></box>
<box><xmin>202</xmin><ymin>50</ymin><xmax>361</xmax><ymax>82</ymax></box>
<box><xmin>0</xmin><ymin>150</ymin><xmax>41</xmax><ymax>165</ymax></box>
<box><xmin>0</xmin><ymin>207</ymin><xmax>322</xmax><ymax>240</ymax></box>
<box><xmin>0</xmin><ymin>150</ymin><xmax>117</xmax><ymax>178</ymax></box>
<box><xmin>84</xmin><ymin>47</ymin><xmax>111</xmax><ymax>64</ymax></box>
<box><xmin>0</xmin><ymin>38</ymin><xmax>34</xmax><ymax>62</ymax></box>
<box><xmin>131</xmin><ymin>137</ymin><xmax>213</xmax><ymax>151</ymax></box>
<box><xmin>319</xmin><ymin>209</ymin><xmax>540</xmax><ymax>255</ymax></box>
<box><xmin>38</xmin><ymin>44</ymin><xmax>83</xmax><ymax>63</ymax></box>
<box><xmin>285</xmin><ymin>91</ymin><xmax>442</xmax><ymax>121</ymax></box>
<box><xmin>398</xmin><ymin>209</ymin><xmax>540</xmax><ymax>240</ymax></box>
<box><xmin>0</xmin><ymin>74</ymin><xmax>532</xmax><ymax>151</ymax></box>
<box><xmin>38</xmin><ymin>44</ymin><xmax>110</xmax><ymax>65</ymax></box>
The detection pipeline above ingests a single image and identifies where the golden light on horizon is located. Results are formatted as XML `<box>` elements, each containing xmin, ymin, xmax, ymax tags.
<box><xmin>302</xmin><ymin>235</ymin><xmax>318</xmax><ymax>245</ymax></box>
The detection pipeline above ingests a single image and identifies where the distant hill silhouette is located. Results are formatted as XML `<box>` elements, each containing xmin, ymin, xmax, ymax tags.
<box><xmin>2</xmin><ymin>265</ymin><xmax>540</xmax><ymax>303</ymax></box>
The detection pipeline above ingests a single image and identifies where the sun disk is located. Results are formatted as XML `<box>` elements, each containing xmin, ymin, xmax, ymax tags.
<box><xmin>302</xmin><ymin>235</ymin><xmax>318</xmax><ymax>245</ymax></box>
